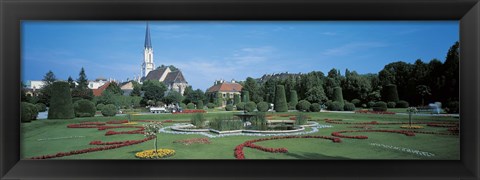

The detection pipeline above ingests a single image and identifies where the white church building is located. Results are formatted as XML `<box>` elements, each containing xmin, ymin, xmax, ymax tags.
<box><xmin>139</xmin><ymin>23</ymin><xmax>188</xmax><ymax>95</ymax></box>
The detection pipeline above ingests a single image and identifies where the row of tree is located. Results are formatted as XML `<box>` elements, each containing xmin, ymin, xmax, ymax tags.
<box><xmin>238</xmin><ymin>41</ymin><xmax>459</xmax><ymax>108</ymax></box>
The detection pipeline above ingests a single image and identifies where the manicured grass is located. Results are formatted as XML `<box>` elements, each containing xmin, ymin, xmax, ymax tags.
<box><xmin>21</xmin><ymin>111</ymin><xmax>459</xmax><ymax>160</ymax></box>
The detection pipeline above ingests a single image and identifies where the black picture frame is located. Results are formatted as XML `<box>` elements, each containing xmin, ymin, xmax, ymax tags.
<box><xmin>1</xmin><ymin>0</ymin><xmax>479</xmax><ymax>179</ymax></box>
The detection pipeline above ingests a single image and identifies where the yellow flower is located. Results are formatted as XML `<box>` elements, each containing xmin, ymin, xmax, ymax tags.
<box><xmin>400</xmin><ymin>125</ymin><xmax>424</xmax><ymax>129</ymax></box>
<box><xmin>135</xmin><ymin>149</ymin><xmax>175</xmax><ymax>159</ymax></box>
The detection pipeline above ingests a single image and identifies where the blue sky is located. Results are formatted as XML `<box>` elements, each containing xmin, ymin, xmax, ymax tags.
<box><xmin>22</xmin><ymin>21</ymin><xmax>459</xmax><ymax>91</ymax></box>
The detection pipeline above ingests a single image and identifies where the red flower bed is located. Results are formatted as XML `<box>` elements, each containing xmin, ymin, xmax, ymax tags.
<box><xmin>331</xmin><ymin>130</ymin><xmax>416</xmax><ymax>139</ymax></box>
<box><xmin>325</xmin><ymin>119</ymin><xmax>458</xmax><ymax>126</ymax></box>
<box><xmin>426</xmin><ymin>123</ymin><xmax>458</xmax><ymax>128</ymax></box>
<box><xmin>234</xmin><ymin>135</ymin><xmax>341</xmax><ymax>160</ymax></box>
<box><xmin>106</xmin><ymin>120</ymin><xmax>129</xmax><ymax>124</ymax></box>
<box><xmin>30</xmin><ymin>137</ymin><xmax>154</xmax><ymax>159</ymax></box>
<box><xmin>278</xmin><ymin>114</ymin><xmax>292</xmax><ymax>117</ymax></box>
<box><xmin>173</xmin><ymin>138</ymin><xmax>211</xmax><ymax>145</ymax></box>
<box><xmin>30</xmin><ymin>121</ymin><xmax>154</xmax><ymax>159</ymax></box>
<box><xmin>172</xmin><ymin>109</ymin><xmax>206</xmax><ymax>114</ymax></box>
<box><xmin>134</xmin><ymin>120</ymin><xmax>157</xmax><ymax>123</ymax></box>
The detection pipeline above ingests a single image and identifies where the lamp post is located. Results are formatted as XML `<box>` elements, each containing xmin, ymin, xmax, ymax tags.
<box><xmin>406</xmin><ymin>107</ymin><xmax>418</xmax><ymax>127</ymax></box>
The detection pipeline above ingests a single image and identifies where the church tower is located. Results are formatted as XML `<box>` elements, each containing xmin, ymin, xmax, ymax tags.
<box><xmin>142</xmin><ymin>22</ymin><xmax>155</xmax><ymax>78</ymax></box>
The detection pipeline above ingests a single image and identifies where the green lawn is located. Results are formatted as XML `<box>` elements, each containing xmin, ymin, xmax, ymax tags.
<box><xmin>21</xmin><ymin>111</ymin><xmax>459</xmax><ymax>160</ymax></box>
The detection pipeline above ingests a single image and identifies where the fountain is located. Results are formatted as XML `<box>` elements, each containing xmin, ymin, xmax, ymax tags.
<box><xmin>234</xmin><ymin>104</ymin><xmax>256</xmax><ymax>127</ymax></box>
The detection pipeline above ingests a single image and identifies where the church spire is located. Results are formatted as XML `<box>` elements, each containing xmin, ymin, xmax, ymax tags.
<box><xmin>145</xmin><ymin>22</ymin><xmax>152</xmax><ymax>48</ymax></box>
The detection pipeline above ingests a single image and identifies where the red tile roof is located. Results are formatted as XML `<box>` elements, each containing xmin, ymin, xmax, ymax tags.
<box><xmin>206</xmin><ymin>82</ymin><xmax>242</xmax><ymax>93</ymax></box>
<box><xmin>92</xmin><ymin>82</ymin><xmax>111</xmax><ymax>97</ymax></box>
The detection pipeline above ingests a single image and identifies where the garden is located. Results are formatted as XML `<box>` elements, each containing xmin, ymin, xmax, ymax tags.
<box><xmin>21</xmin><ymin>110</ymin><xmax>459</xmax><ymax>160</ymax></box>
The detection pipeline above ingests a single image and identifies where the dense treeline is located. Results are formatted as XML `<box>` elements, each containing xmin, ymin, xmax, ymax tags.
<box><xmin>239</xmin><ymin>41</ymin><xmax>459</xmax><ymax>108</ymax></box>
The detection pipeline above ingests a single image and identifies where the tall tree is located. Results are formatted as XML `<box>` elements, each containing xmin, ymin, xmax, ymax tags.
<box><xmin>142</xmin><ymin>80</ymin><xmax>167</xmax><ymax>103</ymax></box>
<box><xmin>67</xmin><ymin>76</ymin><xmax>76</xmax><ymax>89</ymax></box>
<box><xmin>305</xmin><ymin>86</ymin><xmax>328</xmax><ymax>103</ymax></box>
<box><xmin>76</xmin><ymin>67</ymin><xmax>89</xmax><ymax>89</ymax></box>
<box><xmin>105</xmin><ymin>82</ymin><xmax>123</xmax><ymax>95</ymax></box>
<box><xmin>43</xmin><ymin>70</ymin><xmax>57</xmax><ymax>86</ymax></box>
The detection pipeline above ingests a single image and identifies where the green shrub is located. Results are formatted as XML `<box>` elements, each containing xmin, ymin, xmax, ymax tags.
<box><xmin>332</xmin><ymin>87</ymin><xmax>345</xmax><ymax>107</ymax></box>
<box><xmin>344</xmin><ymin>102</ymin><xmax>356</xmax><ymax>111</ymax></box>
<box><xmin>245</xmin><ymin>102</ymin><xmax>257</xmax><ymax>112</ymax></box>
<box><xmin>207</xmin><ymin>103</ymin><xmax>215</xmax><ymax>109</ymax></box>
<box><xmin>382</xmin><ymin>84</ymin><xmax>399</xmax><ymax>102</ymax></box>
<box><xmin>241</xmin><ymin>91</ymin><xmax>250</xmax><ymax>102</ymax></box>
<box><xmin>35</xmin><ymin>103</ymin><xmax>47</xmax><ymax>112</ymax></box>
<box><xmin>367</xmin><ymin>101</ymin><xmax>376</xmax><ymax>108</ymax></box>
<box><xmin>372</xmin><ymin>101</ymin><xmax>388</xmax><ymax>112</ymax></box>
<box><xmin>296</xmin><ymin>100</ymin><xmax>311</xmax><ymax>112</ymax></box>
<box><xmin>289</xmin><ymin>90</ymin><xmax>298</xmax><ymax>109</ymax></box>
<box><xmin>257</xmin><ymin>102</ymin><xmax>269</xmax><ymax>112</ymax></box>
<box><xmin>328</xmin><ymin>101</ymin><xmax>344</xmax><ymax>111</ymax></box>
<box><xmin>310</xmin><ymin>103</ymin><xmax>321</xmax><ymax>112</ymax></box>
<box><xmin>101</xmin><ymin>104</ymin><xmax>117</xmax><ymax>117</ymax></box>
<box><xmin>225</xmin><ymin>104</ymin><xmax>234</xmax><ymax>111</ymax></box>
<box><xmin>274</xmin><ymin>85</ymin><xmax>288</xmax><ymax>112</ymax></box>
<box><xmin>196</xmin><ymin>101</ymin><xmax>204</xmax><ymax>109</ymax></box>
<box><xmin>396</xmin><ymin>100</ymin><xmax>409</xmax><ymax>108</ymax></box>
<box><xmin>361</xmin><ymin>104</ymin><xmax>367</xmax><ymax>108</ymax></box>
<box><xmin>187</xmin><ymin>103</ymin><xmax>195</xmax><ymax>109</ymax></box>
<box><xmin>445</xmin><ymin>101</ymin><xmax>459</xmax><ymax>114</ymax></box>
<box><xmin>21</xmin><ymin>102</ymin><xmax>38</xmax><ymax>122</ymax></box>
<box><xmin>191</xmin><ymin>113</ymin><xmax>206</xmax><ymax>128</ymax></box>
<box><xmin>236</xmin><ymin>102</ymin><xmax>246</xmax><ymax>111</ymax></box>
<box><xmin>351</xmin><ymin>99</ymin><xmax>361</xmax><ymax>107</ymax></box>
<box><xmin>74</xmin><ymin>99</ymin><xmax>96</xmax><ymax>117</ymax></box>
<box><xmin>233</xmin><ymin>94</ymin><xmax>241</xmax><ymax>105</ymax></box>
<box><xmin>387</xmin><ymin>101</ymin><xmax>396</xmax><ymax>108</ymax></box>
<box><xmin>295</xmin><ymin>113</ymin><xmax>308</xmax><ymax>126</ymax></box>
<box><xmin>179</xmin><ymin>103</ymin><xmax>187</xmax><ymax>110</ymax></box>
<box><xmin>48</xmin><ymin>81</ymin><xmax>74</xmax><ymax>119</ymax></box>
<box><xmin>96</xmin><ymin>103</ymin><xmax>105</xmax><ymax>111</ymax></box>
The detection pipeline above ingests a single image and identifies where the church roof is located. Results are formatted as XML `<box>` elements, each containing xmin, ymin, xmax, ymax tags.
<box><xmin>144</xmin><ymin>67</ymin><xmax>169</xmax><ymax>81</ymax></box>
<box><xmin>163</xmin><ymin>71</ymin><xmax>187</xmax><ymax>84</ymax></box>
<box><xmin>206</xmin><ymin>82</ymin><xmax>243</xmax><ymax>93</ymax></box>
<box><xmin>145</xmin><ymin>22</ymin><xmax>152</xmax><ymax>48</ymax></box>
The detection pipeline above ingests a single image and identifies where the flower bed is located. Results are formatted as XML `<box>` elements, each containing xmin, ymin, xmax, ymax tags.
<box><xmin>30</xmin><ymin>137</ymin><xmax>154</xmax><ymax>159</ymax></box>
<box><xmin>325</xmin><ymin>119</ymin><xmax>458</xmax><ymax>126</ymax></box>
<box><xmin>172</xmin><ymin>109</ymin><xmax>206</xmax><ymax>114</ymax></box>
<box><xmin>173</xmin><ymin>138</ymin><xmax>211</xmax><ymax>145</ymax></box>
<box><xmin>400</xmin><ymin>125</ymin><xmax>424</xmax><ymax>129</ymax></box>
<box><xmin>331</xmin><ymin>130</ymin><xmax>416</xmax><ymax>139</ymax></box>
<box><xmin>234</xmin><ymin>135</ymin><xmax>341</xmax><ymax>159</ymax></box>
<box><xmin>106</xmin><ymin>120</ymin><xmax>129</xmax><ymax>124</ymax></box>
<box><xmin>30</xmin><ymin>121</ymin><xmax>155</xmax><ymax>159</ymax></box>
<box><xmin>123</xmin><ymin>122</ymin><xmax>138</xmax><ymax>125</ymax></box>
<box><xmin>135</xmin><ymin>149</ymin><xmax>175</xmax><ymax>159</ymax></box>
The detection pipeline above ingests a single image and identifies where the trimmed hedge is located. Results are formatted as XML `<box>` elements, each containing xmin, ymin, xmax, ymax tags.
<box><xmin>372</xmin><ymin>101</ymin><xmax>388</xmax><ymax>112</ymax></box>
<box><xmin>328</xmin><ymin>101</ymin><xmax>344</xmax><ymax>111</ymax></box>
<box><xmin>225</xmin><ymin>104</ymin><xmax>234</xmax><ymax>111</ymax></box>
<box><xmin>35</xmin><ymin>103</ymin><xmax>47</xmax><ymax>112</ymax></box>
<box><xmin>387</xmin><ymin>101</ymin><xmax>396</xmax><ymax>108</ymax></box>
<box><xmin>344</xmin><ymin>102</ymin><xmax>356</xmax><ymax>111</ymax></box>
<box><xmin>274</xmin><ymin>85</ymin><xmax>288</xmax><ymax>112</ymax></box>
<box><xmin>289</xmin><ymin>90</ymin><xmax>298</xmax><ymax>110</ymax></box>
<box><xmin>257</xmin><ymin>102</ymin><xmax>269</xmax><ymax>112</ymax></box>
<box><xmin>296</xmin><ymin>100</ymin><xmax>311</xmax><ymax>112</ymax></box>
<box><xmin>382</xmin><ymin>84</ymin><xmax>399</xmax><ymax>102</ymax></box>
<box><xmin>351</xmin><ymin>99</ymin><xmax>361</xmax><ymax>107</ymax></box>
<box><xmin>233</xmin><ymin>94</ymin><xmax>241</xmax><ymax>105</ymax></box>
<box><xmin>445</xmin><ymin>101</ymin><xmax>459</xmax><ymax>114</ymax></box>
<box><xmin>74</xmin><ymin>99</ymin><xmax>96</xmax><ymax>117</ymax></box>
<box><xmin>179</xmin><ymin>103</ymin><xmax>187</xmax><ymax>110</ymax></box>
<box><xmin>96</xmin><ymin>103</ymin><xmax>105</xmax><ymax>111</ymax></box>
<box><xmin>21</xmin><ymin>102</ymin><xmax>38</xmax><ymax>122</ymax></box>
<box><xmin>48</xmin><ymin>81</ymin><xmax>74</xmax><ymax>119</ymax></box>
<box><xmin>206</xmin><ymin>103</ymin><xmax>215</xmax><ymax>109</ymax></box>
<box><xmin>196</xmin><ymin>101</ymin><xmax>204</xmax><ymax>110</ymax></box>
<box><xmin>187</xmin><ymin>103</ymin><xmax>195</xmax><ymax>110</ymax></box>
<box><xmin>332</xmin><ymin>87</ymin><xmax>345</xmax><ymax>108</ymax></box>
<box><xmin>310</xmin><ymin>103</ymin><xmax>321</xmax><ymax>112</ymax></box>
<box><xmin>245</xmin><ymin>102</ymin><xmax>257</xmax><ymax>112</ymax></box>
<box><xmin>236</xmin><ymin>102</ymin><xmax>246</xmax><ymax>111</ymax></box>
<box><xmin>367</xmin><ymin>101</ymin><xmax>376</xmax><ymax>108</ymax></box>
<box><xmin>396</xmin><ymin>100</ymin><xmax>409</xmax><ymax>108</ymax></box>
<box><xmin>101</xmin><ymin>104</ymin><xmax>117</xmax><ymax>117</ymax></box>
